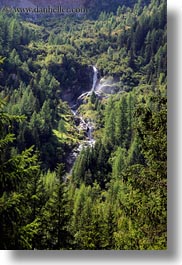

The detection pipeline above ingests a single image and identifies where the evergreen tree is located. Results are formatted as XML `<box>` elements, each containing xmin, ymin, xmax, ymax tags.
<box><xmin>115</xmin><ymin>96</ymin><xmax>128</xmax><ymax>148</ymax></box>
<box><xmin>0</xmin><ymin>100</ymin><xmax>40</xmax><ymax>249</ymax></box>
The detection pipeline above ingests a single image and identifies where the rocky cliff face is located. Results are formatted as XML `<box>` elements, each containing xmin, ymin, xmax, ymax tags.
<box><xmin>60</xmin><ymin>65</ymin><xmax>94</xmax><ymax>105</ymax></box>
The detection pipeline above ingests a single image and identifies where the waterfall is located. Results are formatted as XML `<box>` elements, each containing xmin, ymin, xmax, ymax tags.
<box><xmin>67</xmin><ymin>67</ymin><xmax>97</xmax><ymax>174</ymax></box>
<box><xmin>91</xmin><ymin>66</ymin><xmax>98</xmax><ymax>92</ymax></box>
<box><xmin>78</xmin><ymin>66</ymin><xmax>98</xmax><ymax>100</ymax></box>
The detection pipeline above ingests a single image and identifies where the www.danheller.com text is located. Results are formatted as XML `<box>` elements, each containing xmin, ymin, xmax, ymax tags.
<box><xmin>0</xmin><ymin>5</ymin><xmax>89</xmax><ymax>14</ymax></box>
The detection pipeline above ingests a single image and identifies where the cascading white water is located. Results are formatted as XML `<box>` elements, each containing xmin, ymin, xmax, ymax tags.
<box><xmin>67</xmin><ymin>67</ymin><xmax>97</xmax><ymax>173</ymax></box>
<box><xmin>86</xmin><ymin>66</ymin><xmax>97</xmax><ymax>145</ymax></box>
<box><xmin>91</xmin><ymin>66</ymin><xmax>98</xmax><ymax>92</ymax></box>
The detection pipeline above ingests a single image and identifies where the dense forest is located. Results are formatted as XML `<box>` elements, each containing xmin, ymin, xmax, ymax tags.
<box><xmin>0</xmin><ymin>0</ymin><xmax>167</xmax><ymax>250</ymax></box>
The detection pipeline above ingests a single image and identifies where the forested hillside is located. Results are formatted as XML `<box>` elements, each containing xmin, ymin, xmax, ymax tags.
<box><xmin>0</xmin><ymin>0</ymin><xmax>167</xmax><ymax>250</ymax></box>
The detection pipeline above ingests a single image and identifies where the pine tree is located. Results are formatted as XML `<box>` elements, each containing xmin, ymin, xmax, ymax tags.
<box><xmin>0</xmin><ymin>100</ymin><xmax>40</xmax><ymax>249</ymax></box>
<box><xmin>115</xmin><ymin>96</ymin><xmax>128</xmax><ymax>148</ymax></box>
<box><xmin>103</xmin><ymin>97</ymin><xmax>116</xmax><ymax>147</ymax></box>
<box><xmin>112</xmin><ymin>147</ymin><xmax>127</xmax><ymax>179</ymax></box>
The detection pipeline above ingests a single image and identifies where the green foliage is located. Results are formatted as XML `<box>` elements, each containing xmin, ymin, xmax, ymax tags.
<box><xmin>0</xmin><ymin>100</ymin><xmax>40</xmax><ymax>249</ymax></box>
<box><xmin>0</xmin><ymin>0</ymin><xmax>167</xmax><ymax>250</ymax></box>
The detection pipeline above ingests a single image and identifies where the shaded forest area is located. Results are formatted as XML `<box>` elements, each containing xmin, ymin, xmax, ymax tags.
<box><xmin>0</xmin><ymin>0</ymin><xmax>167</xmax><ymax>250</ymax></box>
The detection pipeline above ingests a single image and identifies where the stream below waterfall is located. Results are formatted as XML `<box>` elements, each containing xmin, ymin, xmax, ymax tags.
<box><xmin>66</xmin><ymin>66</ymin><xmax>98</xmax><ymax>173</ymax></box>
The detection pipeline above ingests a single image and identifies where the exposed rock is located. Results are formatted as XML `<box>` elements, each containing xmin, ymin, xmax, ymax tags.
<box><xmin>61</xmin><ymin>65</ymin><xmax>94</xmax><ymax>105</ymax></box>
<box><xmin>97</xmin><ymin>84</ymin><xmax>120</xmax><ymax>94</ymax></box>
<box><xmin>96</xmin><ymin>76</ymin><xmax>120</xmax><ymax>95</ymax></box>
